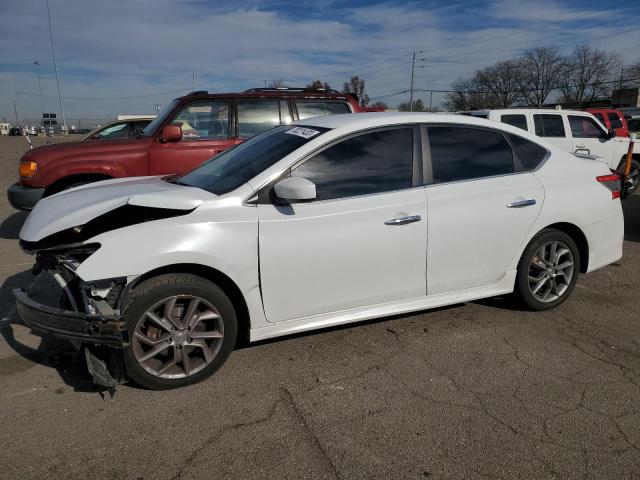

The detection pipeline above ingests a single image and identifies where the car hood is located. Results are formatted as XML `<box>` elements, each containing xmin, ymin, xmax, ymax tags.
<box><xmin>20</xmin><ymin>176</ymin><xmax>216</xmax><ymax>243</ymax></box>
<box><xmin>22</xmin><ymin>136</ymin><xmax>149</xmax><ymax>164</ymax></box>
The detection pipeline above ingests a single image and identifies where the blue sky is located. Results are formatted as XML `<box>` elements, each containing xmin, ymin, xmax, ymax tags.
<box><xmin>1</xmin><ymin>0</ymin><xmax>639</xmax><ymax>122</ymax></box>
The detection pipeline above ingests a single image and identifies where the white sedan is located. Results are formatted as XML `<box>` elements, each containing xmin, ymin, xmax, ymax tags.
<box><xmin>14</xmin><ymin>113</ymin><xmax>624</xmax><ymax>389</ymax></box>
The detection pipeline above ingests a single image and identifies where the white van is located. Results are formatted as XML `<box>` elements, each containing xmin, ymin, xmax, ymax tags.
<box><xmin>461</xmin><ymin>109</ymin><xmax>639</xmax><ymax>193</ymax></box>
<box><xmin>0</xmin><ymin>123</ymin><xmax>10</xmax><ymax>135</ymax></box>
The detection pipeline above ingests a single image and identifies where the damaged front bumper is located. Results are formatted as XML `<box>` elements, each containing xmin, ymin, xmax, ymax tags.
<box><xmin>14</xmin><ymin>288</ymin><xmax>128</xmax><ymax>348</ymax></box>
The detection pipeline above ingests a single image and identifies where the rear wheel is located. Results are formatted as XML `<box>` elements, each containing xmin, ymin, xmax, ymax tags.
<box><xmin>122</xmin><ymin>274</ymin><xmax>237</xmax><ymax>389</ymax></box>
<box><xmin>514</xmin><ymin>230</ymin><xmax>580</xmax><ymax>311</ymax></box>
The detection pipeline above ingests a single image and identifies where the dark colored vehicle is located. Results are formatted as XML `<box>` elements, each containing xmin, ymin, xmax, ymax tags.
<box><xmin>9</xmin><ymin>127</ymin><xmax>23</xmax><ymax>136</ymax></box>
<box><xmin>7</xmin><ymin>88</ymin><xmax>361</xmax><ymax>210</ymax></box>
<box><xmin>81</xmin><ymin>118</ymin><xmax>155</xmax><ymax>141</ymax></box>
<box><xmin>585</xmin><ymin>108</ymin><xmax>629</xmax><ymax>137</ymax></box>
<box><xmin>628</xmin><ymin>117</ymin><xmax>640</xmax><ymax>134</ymax></box>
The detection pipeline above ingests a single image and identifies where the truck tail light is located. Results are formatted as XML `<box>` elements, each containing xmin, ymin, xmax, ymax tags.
<box><xmin>19</xmin><ymin>160</ymin><xmax>38</xmax><ymax>179</ymax></box>
<box><xmin>596</xmin><ymin>171</ymin><xmax>622</xmax><ymax>199</ymax></box>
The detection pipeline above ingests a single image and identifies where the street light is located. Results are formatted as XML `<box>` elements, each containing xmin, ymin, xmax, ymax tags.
<box><xmin>46</xmin><ymin>0</ymin><xmax>66</xmax><ymax>132</ymax></box>
<box><xmin>34</xmin><ymin>61</ymin><xmax>44</xmax><ymax>124</ymax></box>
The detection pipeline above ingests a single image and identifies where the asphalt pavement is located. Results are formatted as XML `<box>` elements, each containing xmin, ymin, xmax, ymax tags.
<box><xmin>0</xmin><ymin>135</ymin><xmax>639</xmax><ymax>479</ymax></box>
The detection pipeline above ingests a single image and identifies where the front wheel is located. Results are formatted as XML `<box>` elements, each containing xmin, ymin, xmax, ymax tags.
<box><xmin>514</xmin><ymin>230</ymin><xmax>580</xmax><ymax>311</ymax></box>
<box><xmin>122</xmin><ymin>274</ymin><xmax>237</xmax><ymax>390</ymax></box>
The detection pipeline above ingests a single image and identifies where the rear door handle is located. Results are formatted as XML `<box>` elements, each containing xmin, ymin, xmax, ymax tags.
<box><xmin>507</xmin><ymin>199</ymin><xmax>536</xmax><ymax>208</ymax></box>
<box><xmin>385</xmin><ymin>215</ymin><xmax>422</xmax><ymax>225</ymax></box>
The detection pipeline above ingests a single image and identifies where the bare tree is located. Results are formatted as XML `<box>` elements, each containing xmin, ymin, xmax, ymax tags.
<box><xmin>622</xmin><ymin>61</ymin><xmax>640</xmax><ymax>87</ymax></box>
<box><xmin>475</xmin><ymin>60</ymin><xmax>521</xmax><ymax>107</ymax></box>
<box><xmin>516</xmin><ymin>46</ymin><xmax>564</xmax><ymax>106</ymax></box>
<box><xmin>398</xmin><ymin>99</ymin><xmax>425</xmax><ymax>111</ymax></box>
<box><xmin>268</xmin><ymin>78</ymin><xmax>287</xmax><ymax>88</ymax></box>
<box><xmin>369</xmin><ymin>101</ymin><xmax>388</xmax><ymax>110</ymax></box>
<box><xmin>560</xmin><ymin>45</ymin><xmax>622</xmax><ymax>105</ymax></box>
<box><xmin>342</xmin><ymin>75</ymin><xmax>370</xmax><ymax>107</ymax></box>
<box><xmin>443</xmin><ymin>78</ymin><xmax>498</xmax><ymax>111</ymax></box>
<box><xmin>306</xmin><ymin>80</ymin><xmax>332</xmax><ymax>90</ymax></box>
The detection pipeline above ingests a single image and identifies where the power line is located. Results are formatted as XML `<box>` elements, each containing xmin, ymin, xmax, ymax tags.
<box><xmin>15</xmin><ymin>88</ymin><xmax>191</xmax><ymax>101</ymax></box>
<box><xmin>416</xmin><ymin>3</ymin><xmax>639</xmax><ymax>57</ymax></box>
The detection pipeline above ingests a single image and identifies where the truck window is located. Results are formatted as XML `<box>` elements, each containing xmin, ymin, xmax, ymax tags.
<box><xmin>607</xmin><ymin>112</ymin><xmax>623</xmax><ymax>130</ymax></box>
<box><xmin>533</xmin><ymin>114</ymin><xmax>565</xmax><ymax>138</ymax></box>
<box><xmin>295</xmin><ymin>101</ymin><xmax>351</xmax><ymax>120</ymax></box>
<box><xmin>501</xmin><ymin>114</ymin><xmax>527</xmax><ymax>131</ymax></box>
<box><xmin>568</xmin><ymin>115</ymin><xmax>603</xmax><ymax>139</ymax></box>
<box><xmin>237</xmin><ymin>99</ymin><xmax>281</xmax><ymax>138</ymax></box>
<box><xmin>172</xmin><ymin>101</ymin><xmax>230</xmax><ymax>140</ymax></box>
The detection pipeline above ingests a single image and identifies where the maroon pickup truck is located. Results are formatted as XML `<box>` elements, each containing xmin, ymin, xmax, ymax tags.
<box><xmin>8</xmin><ymin>88</ymin><xmax>361</xmax><ymax>210</ymax></box>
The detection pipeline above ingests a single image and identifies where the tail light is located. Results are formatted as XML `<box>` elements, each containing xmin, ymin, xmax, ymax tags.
<box><xmin>19</xmin><ymin>160</ymin><xmax>38</xmax><ymax>179</ymax></box>
<box><xmin>596</xmin><ymin>171</ymin><xmax>622</xmax><ymax>199</ymax></box>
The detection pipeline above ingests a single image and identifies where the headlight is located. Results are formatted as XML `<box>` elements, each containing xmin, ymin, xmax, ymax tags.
<box><xmin>33</xmin><ymin>244</ymin><xmax>101</xmax><ymax>274</ymax></box>
<box><xmin>19</xmin><ymin>159</ymin><xmax>38</xmax><ymax>179</ymax></box>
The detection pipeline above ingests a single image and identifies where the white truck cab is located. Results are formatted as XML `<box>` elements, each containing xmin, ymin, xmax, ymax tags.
<box><xmin>462</xmin><ymin>109</ymin><xmax>639</xmax><ymax>193</ymax></box>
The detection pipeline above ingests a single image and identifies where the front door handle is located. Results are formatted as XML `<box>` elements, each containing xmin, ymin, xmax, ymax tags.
<box><xmin>385</xmin><ymin>215</ymin><xmax>422</xmax><ymax>225</ymax></box>
<box><xmin>575</xmin><ymin>147</ymin><xmax>590</xmax><ymax>155</ymax></box>
<box><xmin>507</xmin><ymin>199</ymin><xmax>536</xmax><ymax>208</ymax></box>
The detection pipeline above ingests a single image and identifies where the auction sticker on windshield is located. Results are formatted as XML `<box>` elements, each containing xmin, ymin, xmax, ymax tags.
<box><xmin>285</xmin><ymin>127</ymin><xmax>320</xmax><ymax>139</ymax></box>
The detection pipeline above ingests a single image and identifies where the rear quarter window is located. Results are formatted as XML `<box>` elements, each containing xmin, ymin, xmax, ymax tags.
<box><xmin>295</xmin><ymin>101</ymin><xmax>351</xmax><ymax>120</ymax></box>
<box><xmin>507</xmin><ymin>134</ymin><xmax>548</xmax><ymax>170</ymax></box>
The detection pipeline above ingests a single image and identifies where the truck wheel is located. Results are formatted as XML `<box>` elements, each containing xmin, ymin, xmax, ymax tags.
<box><xmin>121</xmin><ymin>274</ymin><xmax>237</xmax><ymax>390</ymax></box>
<box><xmin>618</xmin><ymin>158</ymin><xmax>640</xmax><ymax>195</ymax></box>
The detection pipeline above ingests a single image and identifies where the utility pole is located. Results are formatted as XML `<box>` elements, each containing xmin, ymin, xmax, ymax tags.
<box><xmin>13</xmin><ymin>98</ymin><xmax>19</xmax><ymax>125</ymax></box>
<box><xmin>192</xmin><ymin>71</ymin><xmax>195</xmax><ymax>91</ymax></box>
<box><xmin>619</xmin><ymin>68</ymin><xmax>625</xmax><ymax>90</ymax></box>
<box><xmin>429</xmin><ymin>90</ymin><xmax>433</xmax><ymax>112</ymax></box>
<box><xmin>47</xmin><ymin>0</ymin><xmax>66</xmax><ymax>132</ymax></box>
<box><xmin>34</xmin><ymin>61</ymin><xmax>44</xmax><ymax>122</ymax></box>
<box><xmin>409</xmin><ymin>52</ymin><xmax>416</xmax><ymax>112</ymax></box>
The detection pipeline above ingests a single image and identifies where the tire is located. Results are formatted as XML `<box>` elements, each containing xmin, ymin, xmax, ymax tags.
<box><xmin>618</xmin><ymin>158</ymin><xmax>640</xmax><ymax>196</ymax></box>
<box><xmin>121</xmin><ymin>274</ymin><xmax>237</xmax><ymax>390</ymax></box>
<box><xmin>513</xmin><ymin>229</ymin><xmax>581</xmax><ymax>311</ymax></box>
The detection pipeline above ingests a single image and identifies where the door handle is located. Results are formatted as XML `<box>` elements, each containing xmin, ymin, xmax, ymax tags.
<box><xmin>575</xmin><ymin>147</ymin><xmax>590</xmax><ymax>155</ymax></box>
<box><xmin>384</xmin><ymin>215</ymin><xmax>422</xmax><ymax>225</ymax></box>
<box><xmin>507</xmin><ymin>199</ymin><xmax>536</xmax><ymax>208</ymax></box>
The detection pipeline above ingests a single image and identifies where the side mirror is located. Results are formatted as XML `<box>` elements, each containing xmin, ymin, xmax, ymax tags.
<box><xmin>273</xmin><ymin>177</ymin><xmax>316</xmax><ymax>202</ymax></box>
<box><xmin>160</xmin><ymin>125</ymin><xmax>182</xmax><ymax>143</ymax></box>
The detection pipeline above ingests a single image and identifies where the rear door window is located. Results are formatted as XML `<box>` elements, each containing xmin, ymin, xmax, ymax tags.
<box><xmin>427</xmin><ymin>126</ymin><xmax>515</xmax><ymax>184</ymax></box>
<box><xmin>607</xmin><ymin>112</ymin><xmax>623</xmax><ymax>130</ymax></box>
<box><xmin>568</xmin><ymin>115</ymin><xmax>603</xmax><ymax>139</ymax></box>
<box><xmin>295</xmin><ymin>101</ymin><xmax>351</xmax><ymax>120</ymax></box>
<box><xmin>533</xmin><ymin>114</ymin><xmax>565</xmax><ymax>137</ymax></box>
<box><xmin>501</xmin><ymin>114</ymin><xmax>527</xmax><ymax>131</ymax></box>
<box><xmin>237</xmin><ymin>99</ymin><xmax>281</xmax><ymax>138</ymax></box>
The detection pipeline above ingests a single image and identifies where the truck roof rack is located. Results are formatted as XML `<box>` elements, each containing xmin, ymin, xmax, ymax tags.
<box><xmin>244</xmin><ymin>87</ymin><xmax>343</xmax><ymax>94</ymax></box>
<box><xmin>187</xmin><ymin>90</ymin><xmax>209</xmax><ymax>96</ymax></box>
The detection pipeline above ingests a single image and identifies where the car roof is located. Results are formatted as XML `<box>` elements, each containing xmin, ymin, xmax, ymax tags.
<box><xmin>294</xmin><ymin>111</ymin><xmax>520</xmax><ymax>130</ymax></box>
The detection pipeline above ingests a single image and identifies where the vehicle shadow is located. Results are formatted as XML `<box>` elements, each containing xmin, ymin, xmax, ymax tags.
<box><xmin>0</xmin><ymin>269</ymin><xmax>103</xmax><ymax>393</ymax></box>
<box><xmin>0</xmin><ymin>211</ymin><xmax>28</xmax><ymax>240</ymax></box>
<box><xmin>622</xmin><ymin>193</ymin><xmax>640</xmax><ymax>242</ymax></box>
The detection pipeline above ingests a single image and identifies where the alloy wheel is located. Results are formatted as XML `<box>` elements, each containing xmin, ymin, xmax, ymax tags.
<box><xmin>131</xmin><ymin>295</ymin><xmax>224</xmax><ymax>379</ymax></box>
<box><xmin>527</xmin><ymin>240</ymin><xmax>575</xmax><ymax>303</ymax></box>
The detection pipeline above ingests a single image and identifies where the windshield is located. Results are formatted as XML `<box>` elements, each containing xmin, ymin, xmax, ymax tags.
<box><xmin>142</xmin><ymin>99</ymin><xmax>180</xmax><ymax>136</ymax></box>
<box><xmin>176</xmin><ymin>125</ymin><xmax>329</xmax><ymax>195</ymax></box>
